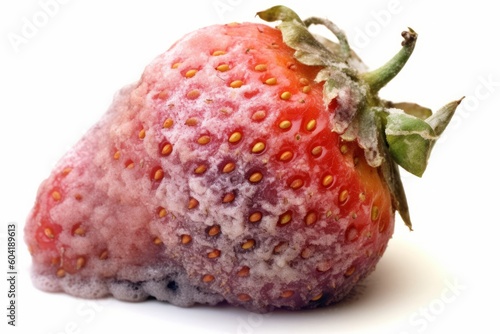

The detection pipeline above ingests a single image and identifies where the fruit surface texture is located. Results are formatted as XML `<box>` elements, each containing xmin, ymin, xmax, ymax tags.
<box><xmin>25</xmin><ymin>6</ymin><xmax>459</xmax><ymax>312</ymax></box>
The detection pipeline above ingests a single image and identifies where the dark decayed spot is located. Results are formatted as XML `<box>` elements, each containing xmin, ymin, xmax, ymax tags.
<box><xmin>167</xmin><ymin>280</ymin><xmax>179</xmax><ymax>292</ymax></box>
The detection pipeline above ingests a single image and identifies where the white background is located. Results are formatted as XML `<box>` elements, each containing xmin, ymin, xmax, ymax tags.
<box><xmin>1</xmin><ymin>0</ymin><xmax>499</xmax><ymax>333</ymax></box>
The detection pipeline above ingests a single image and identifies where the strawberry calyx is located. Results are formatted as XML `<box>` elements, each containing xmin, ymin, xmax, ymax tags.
<box><xmin>258</xmin><ymin>6</ymin><xmax>462</xmax><ymax>230</ymax></box>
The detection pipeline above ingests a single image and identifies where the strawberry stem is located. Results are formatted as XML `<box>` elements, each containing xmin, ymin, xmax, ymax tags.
<box><xmin>361</xmin><ymin>29</ymin><xmax>417</xmax><ymax>94</ymax></box>
<box><xmin>303</xmin><ymin>17</ymin><xmax>351</xmax><ymax>61</ymax></box>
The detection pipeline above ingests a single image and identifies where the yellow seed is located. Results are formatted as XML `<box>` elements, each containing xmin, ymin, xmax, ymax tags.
<box><xmin>371</xmin><ymin>205</ymin><xmax>380</xmax><ymax>221</ymax></box>
<box><xmin>181</xmin><ymin>234</ymin><xmax>192</xmax><ymax>245</ymax></box>
<box><xmin>185</xmin><ymin>117</ymin><xmax>198</xmax><ymax>126</ymax></box>
<box><xmin>156</xmin><ymin>89</ymin><xmax>168</xmax><ymax>100</ymax></box>
<box><xmin>299</xmin><ymin>78</ymin><xmax>309</xmax><ymax>86</ymax></box>
<box><xmin>222</xmin><ymin>162</ymin><xmax>235</xmax><ymax>173</ymax></box>
<box><xmin>251</xmin><ymin>142</ymin><xmax>266</xmax><ymax>154</ymax></box>
<box><xmin>212</xmin><ymin>50</ymin><xmax>225</xmax><ymax>56</ymax></box>
<box><xmin>163</xmin><ymin>118</ymin><xmax>174</xmax><ymax>128</ymax></box>
<box><xmin>138</xmin><ymin>128</ymin><xmax>146</xmax><ymax>139</ymax></box>
<box><xmin>311</xmin><ymin>293</ymin><xmax>323</xmax><ymax>301</ymax></box>
<box><xmin>153</xmin><ymin>237</ymin><xmax>162</xmax><ymax>245</ymax></box>
<box><xmin>317</xmin><ymin>262</ymin><xmax>332</xmax><ymax>272</ymax></box>
<box><xmin>248</xmin><ymin>172</ymin><xmax>263</xmax><ymax>183</ymax></box>
<box><xmin>279</xmin><ymin>212</ymin><xmax>292</xmax><ymax>225</ymax></box>
<box><xmin>254</xmin><ymin>64</ymin><xmax>267</xmax><ymax>71</ymax></box>
<box><xmin>208</xmin><ymin>225</ymin><xmax>221</xmax><ymax>236</ymax></box>
<box><xmin>230</xmin><ymin>80</ymin><xmax>244</xmax><ymax>88</ymax></box>
<box><xmin>222</xmin><ymin>192</ymin><xmax>235</xmax><ymax>203</ymax></box>
<box><xmin>187</xmin><ymin>89</ymin><xmax>200</xmax><ymax>99</ymax></box>
<box><xmin>302</xmin><ymin>85</ymin><xmax>312</xmax><ymax>93</ymax></box>
<box><xmin>44</xmin><ymin>227</ymin><xmax>54</xmax><ymax>239</ymax></box>
<box><xmin>251</xmin><ymin>110</ymin><xmax>266</xmax><ymax>121</ymax></box>
<box><xmin>153</xmin><ymin>168</ymin><xmax>164</xmax><ymax>181</ymax></box>
<box><xmin>279</xmin><ymin>151</ymin><xmax>293</xmax><ymax>162</ymax></box>
<box><xmin>280</xmin><ymin>91</ymin><xmax>292</xmax><ymax>100</ymax></box>
<box><xmin>237</xmin><ymin>266</ymin><xmax>250</xmax><ymax>277</ymax></box>
<box><xmin>161</xmin><ymin>143</ymin><xmax>173</xmax><ymax>156</ymax></box>
<box><xmin>56</xmin><ymin>268</ymin><xmax>66</xmax><ymax>278</ymax></box>
<box><xmin>249</xmin><ymin>212</ymin><xmax>262</xmax><ymax>223</ymax></box>
<box><xmin>62</xmin><ymin>167</ymin><xmax>72</xmax><ymax>176</ymax></box>
<box><xmin>188</xmin><ymin>198</ymin><xmax>199</xmax><ymax>209</ymax></box>
<box><xmin>306</xmin><ymin>119</ymin><xmax>317</xmax><ymax>131</ymax></box>
<box><xmin>51</xmin><ymin>191</ymin><xmax>61</xmax><ymax>201</ymax></box>
<box><xmin>228</xmin><ymin>131</ymin><xmax>242</xmax><ymax>143</ymax></box>
<box><xmin>76</xmin><ymin>256</ymin><xmax>86</xmax><ymax>270</ymax></box>
<box><xmin>265</xmin><ymin>77</ymin><xmax>277</xmax><ymax>85</ymax></box>
<box><xmin>273</xmin><ymin>242</ymin><xmax>287</xmax><ymax>254</ymax></box>
<box><xmin>99</xmin><ymin>250</ymin><xmax>109</xmax><ymax>260</ymax></box>
<box><xmin>340</xmin><ymin>144</ymin><xmax>349</xmax><ymax>154</ymax></box>
<box><xmin>305</xmin><ymin>211</ymin><xmax>317</xmax><ymax>226</ymax></box>
<box><xmin>241</xmin><ymin>239</ymin><xmax>255</xmax><ymax>250</ymax></box>
<box><xmin>185</xmin><ymin>69</ymin><xmax>198</xmax><ymax>78</ymax></box>
<box><xmin>345</xmin><ymin>265</ymin><xmax>356</xmax><ymax>277</ymax></box>
<box><xmin>126</xmin><ymin>161</ymin><xmax>134</xmax><ymax>169</ymax></box>
<box><xmin>322</xmin><ymin>175</ymin><xmax>334</xmax><ymax>187</ymax></box>
<box><xmin>281</xmin><ymin>290</ymin><xmax>294</xmax><ymax>298</ymax></box>
<box><xmin>158</xmin><ymin>207</ymin><xmax>167</xmax><ymax>218</ymax></box>
<box><xmin>301</xmin><ymin>247</ymin><xmax>313</xmax><ymax>259</ymax></box>
<box><xmin>171</xmin><ymin>62</ymin><xmax>182</xmax><ymax>69</ymax></box>
<box><xmin>279</xmin><ymin>120</ymin><xmax>292</xmax><ymax>130</ymax></box>
<box><xmin>74</xmin><ymin>226</ymin><xmax>85</xmax><ymax>236</ymax></box>
<box><xmin>290</xmin><ymin>178</ymin><xmax>304</xmax><ymax>190</ymax></box>
<box><xmin>207</xmin><ymin>249</ymin><xmax>221</xmax><ymax>259</ymax></box>
<box><xmin>194</xmin><ymin>164</ymin><xmax>207</xmax><ymax>174</ymax></box>
<box><xmin>337</xmin><ymin>190</ymin><xmax>348</xmax><ymax>204</ymax></box>
<box><xmin>216</xmin><ymin>64</ymin><xmax>230</xmax><ymax>72</ymax></box>
<box><xmin>238</xmin><ymin>293</ymin><xmax>251</xmax><ymax>302</ymax></box>
<box><xmin>359</xmin><ymin>192</ymin><xmax>366</xmax><ymax>202</ymax></box>
<box><xmin>113</xmin><ymin>151</ymin><xmax>121</xmax><ymax>160</ymax></box>
<box><xmin>311</xmin><ymin>146</ymin><xmax>323</xmax><ymax>157</ymax></box>
<box><xmin>198</xmin><ymin>135</ymin><xmax>211</xmax><ymax>145</ymax></box>
<box><xmin>202</xmin><ymin>274</ymin><xmax>215</xmax><ymax>283</ymax></box>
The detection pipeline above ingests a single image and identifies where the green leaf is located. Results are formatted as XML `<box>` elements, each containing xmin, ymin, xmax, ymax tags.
<box><xmin>380</xmin><ymin>151</ymin><xmax>413</xmax><ymax>230</ymax></box>
<box><xmin>385</xmin><ymin>101</ymin><xmax>432</xmax><ymax>119</ymax></box>
<box><xmin>357</xmin><ymin>107</ymin><xmax>384</xmax><ymax>167</ymax></box>
<box><xmin>257</xmin><ymin>6</ymin><xmax>353</xmax><ymax>71</ymax></box>
<box><xmin>256</xmin><ymin>5</ymin><xmax>303</xmax><ymax>24</ymax></box>
<box><xmin>426</xmin><ymin>98</ymin><xmax>464</xmax><ymax>136</ymax></box>
<box><xmin>385</xmin><ymin>112</ymin><xmax>438</xmax><ymax>177</ymax></box>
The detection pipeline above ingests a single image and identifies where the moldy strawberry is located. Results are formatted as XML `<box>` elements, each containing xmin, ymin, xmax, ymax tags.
<box><xmin>24</xmin><ymin>6</ymin><xmax>461</xmax><ymax>312</ymax></box>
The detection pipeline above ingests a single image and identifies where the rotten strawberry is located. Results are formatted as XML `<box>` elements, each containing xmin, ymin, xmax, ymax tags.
<box><xmin>24</xmin><ymin>6</ymin><xmax>460</xmax><ymax>312</ymax></box>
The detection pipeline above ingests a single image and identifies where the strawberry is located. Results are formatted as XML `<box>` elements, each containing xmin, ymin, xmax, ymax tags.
<box><xmin>24</xmin><ymin>6</ymin><xmax>460</xmax><ymax>312</ymax></box>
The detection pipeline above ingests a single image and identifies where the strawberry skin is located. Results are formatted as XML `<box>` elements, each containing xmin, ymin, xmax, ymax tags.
<box><xmin>25</xmin><ymin>6</ymin><xmax>458</xmax><ymax>313</ymax></box>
